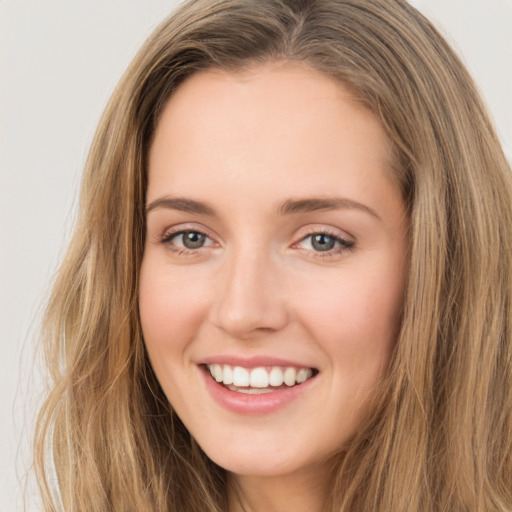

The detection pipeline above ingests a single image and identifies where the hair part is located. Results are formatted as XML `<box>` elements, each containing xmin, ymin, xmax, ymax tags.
<box><xmin>35</xmin><ymin>1</ymin><xmax>512</xmax><ymax>510</ymax></box>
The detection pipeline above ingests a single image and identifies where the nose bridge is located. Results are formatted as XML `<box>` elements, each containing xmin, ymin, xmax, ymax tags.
<box><xmin>211</xmin><ymin>241</ymin><xmax>288</xmax><ymax>338</ymax></box>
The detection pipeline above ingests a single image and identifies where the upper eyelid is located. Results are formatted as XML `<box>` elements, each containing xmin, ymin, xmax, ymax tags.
<box><xmin>293</xmin><ymin>224</ymin><xmax>355</xmax><ymax>242</ymax></box>
<box><xmin>161</xmin><ymin>229</ymin><xmax>207</xmax><ymax>241</ymax></box>
<box><xmin>161</xmin><ymin>228</ymin><xmax>215</xmax><ymax>246</ymax></box>
<box><xmin>294</xmin><ymin>232</ymin><xmax>354</xmax><ymax>248</ymax></box>
<box><xmin>160</xmin><ymin>223</ymin><xmax>216</xmax><ymax>239</ymax></box>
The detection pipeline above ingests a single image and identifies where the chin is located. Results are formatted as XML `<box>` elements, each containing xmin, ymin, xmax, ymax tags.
<box><xmin>196</xmin><ymin>428</ymin><xmax>332</xmax><ymax>478</ymax></box>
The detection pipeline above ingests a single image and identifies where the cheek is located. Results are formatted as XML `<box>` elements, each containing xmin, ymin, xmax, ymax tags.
<box><xmin>138</xmin><ymin>259</ymin><xmax>211</xmax><ymax>375</ymax></box>
<box><xmin>294</xmin><ymin>265</ymin><xmax>404</xmax><ymax>370</ymax></box>
<box><xmin>140</xmin><ymin>258</ymin><xmax>207</xmax><ymax>327</ymax></box>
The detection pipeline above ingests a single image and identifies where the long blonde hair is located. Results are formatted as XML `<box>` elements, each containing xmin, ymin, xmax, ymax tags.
<box><xmin>35</xmin><ymin>0</ymin><xmax>512</xmax><ymax>510</ymax></box>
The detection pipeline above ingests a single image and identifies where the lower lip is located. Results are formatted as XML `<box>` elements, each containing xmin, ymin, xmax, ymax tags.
<box><xmin>200</xmin><ymin>366</ymin><xmax>316</xmax><ymax>415</ymax></box>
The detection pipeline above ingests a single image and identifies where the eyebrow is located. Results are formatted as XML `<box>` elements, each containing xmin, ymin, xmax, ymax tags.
<box><xmin>146</xmin><ymin>197</ymin><xmax>215</xmax><ymax>215</ymax></box>
<box><xmin>278</xmin><ymin>197</ymin><xmax>381</xmax><ymax>220</ymax></box>
<box><xmin>145</xmin><ymin>195</ymin><xmax>381</xmax><ymax>220</ymax></box>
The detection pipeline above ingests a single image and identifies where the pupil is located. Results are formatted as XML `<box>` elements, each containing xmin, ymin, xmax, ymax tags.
<box><xmin>312</xmin><ymin>234</ymin><xmax>335</xmax><ymax>251</ymax></box>
<box><xmin>183</xmin><ymin>231</ymin><xmax>205</xmax><ymax>249</ymax></box>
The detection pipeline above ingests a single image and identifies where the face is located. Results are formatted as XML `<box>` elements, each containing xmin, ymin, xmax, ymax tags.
<box><xmin>139</xmin><ymin>63</ymin><xmax>408</xmax><ymax>480</ymax></box>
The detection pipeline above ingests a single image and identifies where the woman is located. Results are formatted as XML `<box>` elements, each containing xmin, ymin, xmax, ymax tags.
<box><xmin>34</xmin><ymin>0</ymin><xmax>512</xmax><ymax>510</ymax></box>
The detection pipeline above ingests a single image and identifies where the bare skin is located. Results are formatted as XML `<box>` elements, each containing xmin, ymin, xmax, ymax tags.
<box><xmin>140</xmin><ymin>62</ymin><xmax>408</xmax><ymax>511</ymax></box>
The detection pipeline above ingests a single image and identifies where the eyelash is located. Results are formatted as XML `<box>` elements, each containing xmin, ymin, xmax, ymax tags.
<box><xmin>294</xmin><ymin>229</ymin><xmax>355</xmax><ymax>258</ymax></box>
<box><xmin>159</xmin><ymin>229</ymin><xmax>214</xmax><ymax>256</ymax></box>
<box><xmin>159</xmin><ymin>228</ymin><xmax>355</xmax><ymax>258</ymax></box>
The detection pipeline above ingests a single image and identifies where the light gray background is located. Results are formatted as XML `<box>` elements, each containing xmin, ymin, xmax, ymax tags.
<box><xmin>1</xmin><ymin>1</ymin><xmax>511</xmax><ymax>510</ymax></box>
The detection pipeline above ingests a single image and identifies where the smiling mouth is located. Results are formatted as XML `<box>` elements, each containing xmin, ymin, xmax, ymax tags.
<box><xmin>204</xmin><ymin>364</ymin><xmax>318</xmax><ymax>394</ymax></box>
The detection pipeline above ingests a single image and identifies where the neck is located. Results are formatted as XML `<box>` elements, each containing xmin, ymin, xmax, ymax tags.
<box><xmin>227</xmin><ymin>462</ymin><xmax>334</xmax><ymax>512</ymax></box>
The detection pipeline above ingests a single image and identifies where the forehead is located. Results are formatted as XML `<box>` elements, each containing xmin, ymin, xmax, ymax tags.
<box><xmin>147</xmin><ymin>62</ymin><xmax>398</xmax><ymax>213</ymax></box>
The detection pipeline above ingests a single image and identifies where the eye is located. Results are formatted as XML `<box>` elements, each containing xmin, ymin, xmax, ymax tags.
<box><xmin>161</xmin><ymin>230</ymin><xmax>213</xmax><ymax>251</ymax></box>
<box><xmin>297</xmin><ymin>232</ymin><xmax>354</xmax><ymax>255</ymax></box>
<box><xmin>178</xmin><ymin>231</ymin><xmax>207</xmax><ymax>249</ymax></box>
<box><xmin>309</xmin><ymin>233</ymin><xmax>337</xmax><ymax>252</ymax></box>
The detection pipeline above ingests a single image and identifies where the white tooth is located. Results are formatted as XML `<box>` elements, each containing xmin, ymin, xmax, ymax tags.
<box><xmin>269</xmin><ymin>367</ymin><xmax>284</xmax><ymax>386</ymax></box>
<box><xmin>296</xmin><ymin>368</ymin><xmax>311</xmax><ymax>384</ymax></box>
<box><xmin>232</xmin><ymin>366</ymin><xmax>250</xmax><ymax>387</ymax></box>
<box><xmin>208</xmin><ymin>365</ymin><xmax>215</xmax><ymax>378</ymax></box>
<box><xmin>250</xmin><ymin>367</ymin><xmax>269</xmax><ymax>388</ymax></box>
<box><xmin>223</xmin><ymin>365</ymin><xmax>233</xmax><ymax>385</ymax></box>
<box><xmin>213</xmin><ymin>364</ymin><xmax>223</xmax><ymax>382</ymax></box>
<box><xmin>283</xmin><ymin>367</ymin><xmax>297</xmax><ymax>386</ymax></box>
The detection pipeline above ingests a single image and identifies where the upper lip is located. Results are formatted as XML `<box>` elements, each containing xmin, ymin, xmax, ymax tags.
<box><xmin>198</xmin><ymin>355</ymin><xmax>317</xmax><ymax>370</ymax></box>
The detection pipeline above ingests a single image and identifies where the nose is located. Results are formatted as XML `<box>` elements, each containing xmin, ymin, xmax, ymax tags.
<box><xmin>209</xmin><ymin>248</ymin><xmax>289</xmax><ymax>339</ymax></box>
